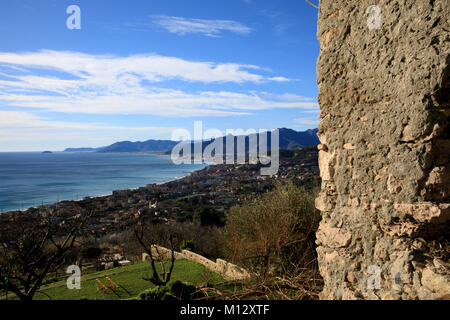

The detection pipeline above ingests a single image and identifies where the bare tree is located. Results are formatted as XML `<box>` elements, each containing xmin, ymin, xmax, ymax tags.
<box><xmin>0</xmin><ymin>211</ymin><xmax>89</xmax><ymax>300</ymax></box>
<box><xmin>134</xmin><ymin>223</ymin><xmax>176</xmax><ymax>286</ymax></box>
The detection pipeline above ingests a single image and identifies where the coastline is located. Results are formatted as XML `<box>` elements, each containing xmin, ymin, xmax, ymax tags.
<box><xmin>0</xmin><ymin>166</ymin><xmax>207</xmax><ymax>215</ymax></box>
<box><xmin>0</xmin><ymin>146</ymin><xmax>320</xmax><ymax>219</ymax></box>
<box><xmin>1</xmin><ymin>146</ymin><xmax>320</xmax><ymax>240</ymax></box>
<box><xmin>0</xmin><ymin>152</ymin><xmax>208</xmax><ymax>215</ymax></box>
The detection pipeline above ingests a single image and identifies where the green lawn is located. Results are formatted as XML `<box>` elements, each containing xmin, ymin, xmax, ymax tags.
<box><xmin>32</xmin><ymin>259</ymin><xmax>224</xmax><ymax>300</ymax></box>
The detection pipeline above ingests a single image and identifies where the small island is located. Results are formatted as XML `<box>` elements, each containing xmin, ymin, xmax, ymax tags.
<box><xmin>42</xmin><ymin>151</ymin><xmax>53</xmax><ymax>154</ymax></box>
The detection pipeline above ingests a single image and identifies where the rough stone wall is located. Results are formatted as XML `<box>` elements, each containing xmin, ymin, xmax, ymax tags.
<box><xmin>315</xmin><ymin>0</ymin><xmax>449</xmax><ymax>299</ymax></box>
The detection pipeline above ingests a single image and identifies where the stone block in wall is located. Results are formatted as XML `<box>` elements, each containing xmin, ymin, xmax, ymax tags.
<box><xmin>318</xmin><ymin>150</ymin><xmax>335</xmax><ymax>181</ymax></box>
<box><xmin>316</xmin><ymin>221</ymin><xmax>352</xmax><ymax>248</ymax></box>
<box><xmin>394</xmin><ymin>203</ymin><xmax>450</xmax><ymax>224</ymax></box>
<box><xmin>421</xmin><ymin>264</ymin><xmax>450</xmax><ymax>296</ymax></box>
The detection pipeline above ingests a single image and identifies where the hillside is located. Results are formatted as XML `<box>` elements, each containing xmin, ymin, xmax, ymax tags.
<box><xmin>63</xmin><ymin>128</ymin><xmax>319</xmax><ymax>154</ymax></box>
<box><xmin>100</xmin><ymin>139</ymin><xmax>178</xmax><ymax>153</ymax></box>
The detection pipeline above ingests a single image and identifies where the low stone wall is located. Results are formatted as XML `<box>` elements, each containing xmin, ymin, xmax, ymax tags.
<box><xmin>215</xmin><ymin>258</ymin><xmax>252</xmax><ymax>281</ymax></box>
<box><xmin>141</xmin><ymin>245</ymin><xmax>185</xmax><ymax>261</ymax></box>
<box><xmin>141</xmin><ymin>246</ymin><xmax>250</xmax><ymax>281</ymax></box>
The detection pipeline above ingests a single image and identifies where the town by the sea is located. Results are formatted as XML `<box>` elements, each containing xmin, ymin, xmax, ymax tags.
<box><xmin>0</xmin><ymin>152</ymin><xmax>206</xmax><ymax>213</ymax></box>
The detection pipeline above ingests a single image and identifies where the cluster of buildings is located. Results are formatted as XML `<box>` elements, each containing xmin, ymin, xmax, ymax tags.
<box><xmin>0</xmin><ymin>146</ymin><xmax>319</xmax><ymax>238</ymax></box>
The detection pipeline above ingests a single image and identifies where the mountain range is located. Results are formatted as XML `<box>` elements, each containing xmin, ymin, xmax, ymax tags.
<box><xmin>63</xmin><ymin>128</ymin><xmax>319</xmax><ymax>153</ymax></box>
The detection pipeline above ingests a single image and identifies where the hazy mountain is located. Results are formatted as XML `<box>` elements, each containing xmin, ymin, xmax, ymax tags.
<box><xmin>184</xmin><ymin>128</ymin><xmax>319</xmax><ymax>155</ymax></box>
<box><xmin>99</xmin><ymin>140</ymin><xmax>179</xmax><ymax>153</ymax></box>
<box><xmin>63</xmin><ymin>128</ymin><xmax>319</xmax><ymax>154</ymax></box>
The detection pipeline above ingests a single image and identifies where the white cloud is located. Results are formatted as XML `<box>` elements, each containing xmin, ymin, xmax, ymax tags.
<box><xmin>267</xmin><ymin>76</ymin><xmax>294</xmax><ymax>82</ymax></box>
<box><xmin>0</xmin><ymin>90</ymin><xmax>317</xmax><ymax>116</ymax></box>
<box><xmin>259</xmin><ymin>10</ymin><xmax>283</xmax><ymax>20</ymax></box>
<box><xmin>291</xmin><ymin>116</ymin><xmax>320</xmax><ymax>132</ymax></box>
<box><xmin>0</xmin><ymin>111</ymin><xmax>179</xmax><ymax>151</ymax></box>
<box><xmin>0</xmin><ymin>50</ymin><xmax>266</xmax><ymax>84</ymax></box>
<box><xmin>0</xmin><ymin>111</ymin><xmax>176</xmax><ymax>132</ymax></box>
<box><xmin>0</xmin><ymin>50</ymin><xmax>313</xmax><ymax>117</ymax></box>
<box><xmin>294</xmin><ymin>117</ymin><xmax>320</xmax><ymax>126</ymax></box>
<box><xmin>150</xmin><ymin>15</ymin><xmax>253</xmax><ymax>37</ymax></box>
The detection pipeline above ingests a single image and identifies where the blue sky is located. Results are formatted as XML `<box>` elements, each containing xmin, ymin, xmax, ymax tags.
<box><xmin>0</xmin><ymin>0</ymin><xmax>320</xmax><ymax>151</ymax></box>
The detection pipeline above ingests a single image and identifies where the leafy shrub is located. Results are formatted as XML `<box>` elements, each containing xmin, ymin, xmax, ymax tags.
<box><xmin>180</xmin><ymin>240</ymin><xmax>194</xmax><ymax>252</ymax></box>
<box><xmin>222</xmin><ymin>181</ymin><xmax>320</xmax><ymax>277</ymax></box>
<box><xmin>137</xmin><ymin>280</ymin><xmax>201</xmax><ymax>300</ymax></box>
<box><xmin>166</xmin><ymin>280</ymin><xmax>197</xmax><ymax>300</ymax></box>
<box><xmin>193</xmin><ymin>206</ymin><xmax>225</xmax><ymax>227</ymax></box>
<box><xmin>138</xmin><ymin>286</ymin><xmax>169</xmax><ymax>300</ymax></box>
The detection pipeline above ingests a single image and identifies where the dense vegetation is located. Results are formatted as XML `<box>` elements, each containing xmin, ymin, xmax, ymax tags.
<box><xmin>216</xmin><ymin>182</ymin><xmax>323</xmax><ymax>299</ymax></box>
<box><xmin>1</xmin><ymin>177</ymin><xmax>323</xmax><ymax>300</ymax></box>
<box><xmin>223</xmin><ymin>182</ymin><xmax>320</xmax><ymax>275</ymax></box>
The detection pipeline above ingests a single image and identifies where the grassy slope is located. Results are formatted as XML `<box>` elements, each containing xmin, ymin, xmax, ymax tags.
<box><xmin>32</xmin><ymin>260</ymin><xmax>224</xmax><ymax>300</ymax></box>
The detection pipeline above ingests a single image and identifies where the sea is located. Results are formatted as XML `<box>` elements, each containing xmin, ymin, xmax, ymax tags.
<box><xmin>0</xmin><ymin>152</ymin><xmax>206</xmax><ymax>213</ymax></box>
